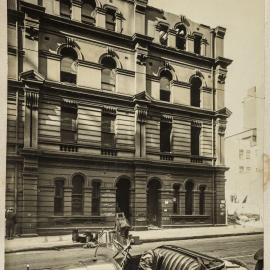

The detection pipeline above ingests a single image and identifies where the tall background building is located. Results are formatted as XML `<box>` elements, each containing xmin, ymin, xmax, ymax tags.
<box><xmin>7</xmin><ymin>0</ymin><xmax>232</xmax><ymax>235</ymax></box>
<box><xmin>225</xmin><ymin>87</ymin><xmax>264</xmax><ymax>218</ymax></box>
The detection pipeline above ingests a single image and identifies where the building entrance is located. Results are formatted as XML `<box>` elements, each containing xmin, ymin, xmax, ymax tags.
<box><xmin>116</xmin><ymin>178</ymin><xmax>130</xmax><ymax>220</ymax></box>
<box><xmin>147</xmin><ymin>178</ymin><xmax>161</xmax><ymax>226</ymax></box>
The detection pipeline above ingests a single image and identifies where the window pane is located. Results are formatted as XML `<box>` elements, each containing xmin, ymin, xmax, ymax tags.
<box><xmin>160</xmin><ymin>122</ymin><xmax>172</xmax><ymax>152</ymax></box>
<box><xmin>185</xmin><ymin>181</ymin><xmax>194</xmax><ymax>215</ymax></box>
<box><xmin>72</xmin><ymin>176</ymin><xmax>84</xmax><ymax>215</ymax></box>
<box><xmin>101</xmin><ymin>115</ymin><xmax>114</xmax><ymax>133</ymax></box>
<box><xmin>54</xmin><ymin>180</ymin><xmax>64</xmax><ymax>215</ymax></box>
<box><xmin>194</xmin><ymin>36</ymin><xmax>202</xmax><ymax>55</ymax></box>
<box><xmin>101</xmin><ymin>132</ymin><xmax>115</xmax><ymax>147</ymax></box>
<box><xmin>61</xmin><ymin>107</ymin><xmax>77</xmax><ymax>143</ymax></box>
<box><xmin>191</xmin><ymin>126</ymin><xmax>200</xmax><ymax>155</ymax></box>
<box><xmin>60</xmin><ymin>0</ymin><xmax>71</xmax><ymax>18</ymax></box>
<box><xmin>81</xmin><ymin>0</ymin><xmax>96</xmax><ymax>23</ymax></box>
<box><xmin>160</xmin><ymin>77</ymin><xmax>170</xmax><ymax>91</ymax></box>
<box><xmin>92</xmin><ymin>181</ymin><xmax>100</xmax><ymax>216</ymax></box>
<box><xmin>106</xmin><ymin>10</ymin><xmax>115</xmax><ymax>31</ymax></box>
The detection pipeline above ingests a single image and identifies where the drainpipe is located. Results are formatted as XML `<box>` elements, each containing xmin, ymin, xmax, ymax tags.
<box><xmin>211</xmin><ymin>29</ymin><xmax>217</xmax><ymax>226</ymax></box>
<box><xmin>14</xmin><ymin>90</ymin><xmax>19</xmax><ymax>212</ymax></box>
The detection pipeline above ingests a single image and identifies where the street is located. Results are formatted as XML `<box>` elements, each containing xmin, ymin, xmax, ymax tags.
<box><xmin>5</xmin><ymin>234</ymin><xmax>263</xmax><ymax>270</ymax></box>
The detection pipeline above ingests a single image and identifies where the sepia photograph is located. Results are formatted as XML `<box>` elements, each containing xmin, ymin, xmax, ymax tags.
<box><xmin>1</xmin><ymin>0</ymin><xmax>268</xmax><ymax>269</ymax></box>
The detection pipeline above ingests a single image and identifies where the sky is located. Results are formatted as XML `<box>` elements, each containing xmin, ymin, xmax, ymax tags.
<box><xmin>149</xmin><ymin>0</ymin><xmax>265</xmax><ymax>136</ymax></box>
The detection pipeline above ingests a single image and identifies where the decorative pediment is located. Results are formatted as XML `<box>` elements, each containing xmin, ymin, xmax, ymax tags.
<box><xmin>216</xmin><ymin>107</ymin><xmax>232</xmax><ymax>118</ymax></box>
<box><xmin>19</xmin><ymin>70</ymin><xmax>45</xmax><ymax>82</ymax></box>
<box><xmin>133</xmin><ymin>91</ymin><xmax>153</xmax><ymax>103</ymax></box>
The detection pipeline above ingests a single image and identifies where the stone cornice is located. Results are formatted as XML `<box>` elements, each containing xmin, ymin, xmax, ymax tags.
<box><xmin>150</xmin><ymin>43</ymin><xmax>214</xmax><ymax>67</ymax></box>
<box><xmin>20</xmin><ymin>1</ymin><xmax>45</xmax><ymax>17</ymax></box>
<box><xmin>215</xmin><ymin>57</ymin><xmax>233</xmax><ymax>69</ymax></box>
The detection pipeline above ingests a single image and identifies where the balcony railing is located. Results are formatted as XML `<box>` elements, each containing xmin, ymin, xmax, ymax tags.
<box><xmin>160</xmin><ymin>152</ymin><xmax>174</xmax><ymax>161</ymax></box>
<box><xmin>60</xmin><ymin>143</ymin><xmax>78</xmax><ymax>152</ymax></box>
<box><xmin>101</xmin><ymin>147</ymin><xmax>117</xmax><ymax>156</ymax></box>
<box><xmin>190</xmin><ymin>156</ymin><xmax>203</xmax><ymax>163</ymax></box>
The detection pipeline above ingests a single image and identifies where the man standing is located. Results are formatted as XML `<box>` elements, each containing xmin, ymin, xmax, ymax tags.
<box><xmin>5</xmin><ymin>207</ymin><xmax>16</xmax><ymax>239</ymax></box>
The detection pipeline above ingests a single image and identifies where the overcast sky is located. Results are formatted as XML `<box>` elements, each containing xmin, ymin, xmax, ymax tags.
<box><xmin>149</xmin><ymin>0</ymin><xmax>265</xmax><ymax>136</ymax></box>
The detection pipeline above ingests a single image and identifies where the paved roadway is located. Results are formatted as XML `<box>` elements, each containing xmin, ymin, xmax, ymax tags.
<box><xmin>5</xmin><ymin>234</ymin><xmax>263</xmax><ymax>270</ymax></box>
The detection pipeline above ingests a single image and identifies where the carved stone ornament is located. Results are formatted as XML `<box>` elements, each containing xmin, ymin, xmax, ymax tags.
<box><xmin>161</xmin><ymin>114</ymin><xmax>173</xmax><ymax>123</ymax></box>
<box><xmin>136</xmin><ymin>105</ymin><xmax>148</xmax><ymax>123</ymax></box>
<box><xmin>26</xmin><ymin>26</ymin><xmax>39</xmax><ymax>41</ymax></box>
<box><xmin>137</xmin><ymin>53</ymin><xmax>147</xmax><ymax>65</ymax></box>
<box><xmin>103</xmin><ymin>105</ymin><xmax>117</xmax><ymax>115</ymax></box>
<box><xmin>66</xmin><ymin>37</ymin><xmax>77</xmax><ymax>48</ymax></box>
<box><xmin>107</xmin><ymin>47</ymin><xmax>115</xmax><ymax>56</ymax></box>
<box><xmin>191</xmin><ymin>120</ymin><xmax>202</xmax><ymax>128</ymax></box>
<box><xmin>218</xmin><ymin>120</ymin><xmax>227</xmax><ymax>135</ymax></box>
<box><xmin>25</xmin><ymin>91</ymin><xmax>39</xmax><ymax>109</ymax></box>
<box><xmin>218</xmin><ymin>73</ymin><xmax>226</xmax><ymax>84</ymax></box>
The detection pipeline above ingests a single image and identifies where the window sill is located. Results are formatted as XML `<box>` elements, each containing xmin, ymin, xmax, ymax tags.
<box><xmin>170</xmin><ymin>215</ymin><xmax>210</xmax><ymax>219</ymax></box>
<box><xmin>160</xmin><ymin>152</ymin><xmax>174</xmax><ymax>161</ymax></box>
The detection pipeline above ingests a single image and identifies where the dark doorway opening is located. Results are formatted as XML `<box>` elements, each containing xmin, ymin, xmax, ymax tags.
<box><xmin>116</xmin><ymin>179</ymin><xmax>131</xmax><ymax>220</ymax></box>
<box><xmin>147</xmin><ymin>178</ymin><xmax>161</xmax><ymax>226</ymax></box>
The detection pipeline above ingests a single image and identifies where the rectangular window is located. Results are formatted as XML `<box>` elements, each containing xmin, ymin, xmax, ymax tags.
<box><xmin>101</xmin><ymin>113</ymin><xmax>115</xmax><ymax>148</ymax></box>
<box><xmin>54</xmin><ymin>180</ymin><xmax>64</xmax><ymax>215</ymax></box>
<box><xmin>60</xmin><ymin>0</ymin><xmax>71</xmax><ymax>18</ymax></box>
<box><xmin>246</xmin><ymin>150</ymin><xmax>251</xmax><ymax>159</ymax></box>
<box><xmin>160</xmin><ymin>90</ymin><xmax>170</xmax><ymax>102</ymax></box>
<box><xmin>160</xmin><ymin>122</ymin><xmax>172</xmax><ymax>152</ymax></box>
<box><xmin>61</xmin><ymin>106</ymin><xmax>77</xmax><ymax>143</ymax></box>
<box><xmin>92</xmin><ymin>181</ymin><xmax>101</xmax><ymax>216</ymax></box>
<box><xmin>191</xmin><ymin>126</ymin><xmax>201</xmax><ymax>156</ymax></box>
<box><xmin>105</xmin><ymin>10</ymin><xmax>116</xmax><ymax>31</ymax></box>
<box><xmin>239</xmin><ymin>149</ymin><xmax>244</xmax><ymax>160</ymax></box>
<box><xmin>194</xmin><ymin>35</ymin><xmax>202</xmax><ymax>55</ymax></box>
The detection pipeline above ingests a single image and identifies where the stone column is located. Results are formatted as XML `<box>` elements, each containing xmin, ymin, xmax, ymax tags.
<box><xmin>71</xmin><ymin>0</ymin><xmax>81</xmax><ymax>22</ymax></box>
<box><xmin>133</xmin><ymin>167</ymin><xmax>147</xmax><ymax>230</ymax></box>
<box><xmin>168</xmin><ymin>29</ymin><xmax>176</xmax><ymax>48</ymax></box>
<box><xmin>96</xmin><ymin>7</ymin><xmax>106</xmax><ymax>28</ymax></box>
<box><xmin>135</xmin><ymin>43</ymin><xmax>147</xmax><ymax>93</ymax></box>
<box><xmin>201</xmin><ymin>38</ymin><xmax>207</xmax><ymax>57</ymax></box>
<box><xmin>64</xmin><ymin>186</ymin><xmax>72</xmax><ymax>216</ymax></box>
<box><xmin>186</xmin><ymin>35</ymin><xmax>194</xmax><ymax>53</ymax></box>
<box><xmin>115</xmin><ymin>12</ymin><xmax>123</xmax><ymax>33</ymax></box>
<box><xmin>180</xmin><ymin>191</ymin><xmax>185</xmax><ymax>215</ymax></box>
<box><xmin>216</xmin><ymin>119</ymin><xmax>227</xmax><ymax>165</ymax></box>
<box><xmin>54</xmin><ymin>0</ymin><xmax>60</xmax><ymax>16</ymax></box>
<box><xmin>84</xmin><ymin>187</ymin><xmax>92</xmax><ymax>216</ymax></box>
<box><xmin>135</xmin><ymin>105</ymin><xmax>147</xmax><ymax>158</ymax></box>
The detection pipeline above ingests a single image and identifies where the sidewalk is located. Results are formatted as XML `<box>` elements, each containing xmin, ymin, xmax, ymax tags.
<box><xmin>5</xmin><ymin>225</ymin><xmax>263</xmax><ymax>254</ymax></box>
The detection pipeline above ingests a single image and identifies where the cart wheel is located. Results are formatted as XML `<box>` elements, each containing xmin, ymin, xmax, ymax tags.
<box><xmin>227</xmin><ymin>259</ymin><xmax>248</xmax><ymax>269</ymax></box>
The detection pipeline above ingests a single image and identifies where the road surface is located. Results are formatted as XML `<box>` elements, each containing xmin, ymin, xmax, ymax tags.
<box><xmin>5</xmin><ymin>234</ymin><xmax>263</xmax><ymax>270</ymax></box>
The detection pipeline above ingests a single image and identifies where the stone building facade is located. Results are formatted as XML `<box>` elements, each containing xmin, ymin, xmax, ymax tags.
<box><xmin>7</xmin><ymin>0</ymin><xmax>232</xmax><ymax>235</ymax></box>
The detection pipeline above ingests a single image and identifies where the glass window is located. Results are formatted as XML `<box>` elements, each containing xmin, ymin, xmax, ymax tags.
<box><xmin>191</xmin><ymin>125</ymin><xmax>201</xmax><ymax>156</ymax></box>
<box><xmin>101</xmin><ymin>114</ymin><xmax>115</xmax><ymax>148</ymax></box>
<box><xmin>176</xmin><ymin>25</ymin><xmax>187</xmax><ymax>50</ymax></box>
<box><xmin>101</xmin><ymin>57</ymin><xmax>116</xmax><ymax>91</ymax></box>
<box><xmin>72</xmin><ymin>175</ymin><xmax>84</xmax><ymax>215</ymax></box>
<box><xmin>61</xmin><ymin>106</ymin><xmax>77</xmax><ymax>143</ymax></box>
<box><xmin>160</xmin><ymin>70</ymin><xmax>172</xmax><ymax>102</ymax></box>
<box><xmin>190</xmin><ymin>77</ymin><xmax>202</xmax><ymax>107</ymax></box>
<box><xmin>185</xmin><ymin>181</ymin><xmax>194</xmax><ymax>215</ymax></box>
<box><xmin>194</xmin><ymin>35</ymin><xmax>202</xmax><ymax>55</ymax></box>
<box><xmin>199</xmin><ymin>186</ymin><xmax>206</xmax><ymax>215</ymax></box>
<box><xmin>54</xmin><ymin>180</ymin><xmax>64</xmax><ymax>215</ymax></box>
<box><xmin>159</xmin><ymin>25</ymin><xmax>168</xmax><ymax>46</ymax></box>
<box><xmin>60</xmin><ymin>0</ymin><xmax>71</xmax><ymax>18</ymax></box>
<box><xmin>92</xmin><ymin>181</ymin><xmax>101</xmax><ymax>216</ymax></box>
<box><xmin>81</xmin><ymin>0</ymin><xmax>96</xmax><ymax>24</ymax></box>
<box><xmin>60</xmin><ymin>47</ymin><xmax>77</xmax><ymax>84</ymax></box>
<box><xmin>160</xmin><ymin>122</ymin><xmax>172</xmax><ymax>153</ymax></box>
<box><xmin>106</xmin><ymin>9</ymin><xmax>116</xmax><ymax>31</ymax></box>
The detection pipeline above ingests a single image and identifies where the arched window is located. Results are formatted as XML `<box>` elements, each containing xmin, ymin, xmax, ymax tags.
<box><xmin>199</xmin><ymin>186</ymin><xmax>206</xmax><ymax>215</ymax></box>
<box><xmin>101</xmin><ymin>57</ymin><xmax>116</xmax><ymax>91</ymax></box>
<box><xmin>159</xmin><ymin>25</ymin><xmax>169</xmax><ymax>46</ymax></box>
<box><xmin>92</xmin><ymin>180</ymin><xmax>101</xmax><ymax>216</ymax></box>
<box><xmin>60</xmin><ymin>0</ymin><xmax>71</xmax><ymax>18</ymax></box>
<box><xmin>105</xmin><ymin>9</ymin><xmax>116</xmax><ymax>31</ymax></box>
<box><xmin>185</xmin><ymin>180</ymin><xmax>194</xmax><ymax>215</ymax></box>
<box><xmin>81</xmin><ymin>0</ymin><xmax>96</xmax><ymax>24</ymax></box>
<box><xmin>176</xmin><ymin>25</ymin><xmax>187</xmax><ymax>50</ymax></box>
<box><xmin>160</xmin><ymin>70</ymin><xmax>172</xmax><ymax>102</ymax></box>
<box><xmin>72</xmin><ymin>175</ymin><xmax>84</xmax><ymax>215</ymax></box>
<box><xmin>60</xmin><ymin>47</ymin><xmax>78</xmax><ymax>84</ymax></box>
<box><xmin>54</xmin><ymin>180</ymin><xmax>64</xmax><ymax>215</ymax></box>
<box><xmin>173</xmin><ymin>184</ymin><xmax>180</xmax><ymax>214</ymax></box>
<box><xmin>190</xmin><ymin>77</ymin><xmax>202</xmax><ymax>107</ymax></box>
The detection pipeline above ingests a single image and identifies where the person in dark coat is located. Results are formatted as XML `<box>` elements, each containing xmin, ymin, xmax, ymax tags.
<box><xmin>5</xmin><ymin>207</ymin><xmax>16</xmax><ymax>239</ymax></box>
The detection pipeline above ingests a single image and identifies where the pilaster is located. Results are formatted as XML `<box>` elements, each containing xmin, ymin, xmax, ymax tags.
<box><xmin>168</xmin><ymin>29</ymin><xmax>176</xmax><ymax>48</ymax></box>
<box><xmin>134</xmin><ymin>1</ymin><xmax>147</xmax><ymax>35</ymax></box>
<box><xmin>135</xmin><ymin>43</ymin><xmax>148</xmax><ymax>93</ymax></box>
<box><xmin>71</xmin><ymin>0</ymin><xmax>82</xmax><ymax>22</ymax></box>
<box><xmin>96</xmin><ymin>7</ymin><xmax>106</xmax><ymax>28</ymax></box>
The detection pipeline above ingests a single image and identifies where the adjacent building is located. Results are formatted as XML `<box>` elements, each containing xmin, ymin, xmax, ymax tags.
<box><xmin>225</xmin><ymin>87</ymin><xmax>264</xmax><ymax>217</ymax></box>
<box><xmin>7</xmin><ymin>0</ymin><xmax>232</xmax><ymax>235</ymax></box>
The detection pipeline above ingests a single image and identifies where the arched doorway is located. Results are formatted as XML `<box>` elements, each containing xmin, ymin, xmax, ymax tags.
<box><xmin>116</xmin><ymin>178</ymin><xmax>131</xmax><ymax>220</ymax></box>
<box><xmin>147</xmin><ymin>178</ymin><xmax>161</xmax><ymax>226</ymax></box>
<box><xmin>72</xmin><ymin>175</ymin><xmax>84</xmax><ymax>215</ymax></box>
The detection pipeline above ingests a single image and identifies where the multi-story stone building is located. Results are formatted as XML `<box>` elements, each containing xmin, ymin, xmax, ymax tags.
<box><xmin>7</xmin><ymin>0</ymin><xmax>232</xmax><ymax>235</ymax></box>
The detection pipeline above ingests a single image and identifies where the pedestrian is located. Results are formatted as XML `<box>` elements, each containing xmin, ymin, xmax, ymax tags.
<box><xmin>5</xmin><ymin>207</ymin><xmax>16</xmax><ymax>239</ymax></box>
